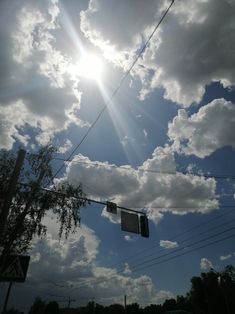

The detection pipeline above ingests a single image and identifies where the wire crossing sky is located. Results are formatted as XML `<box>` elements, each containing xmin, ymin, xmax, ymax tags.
<box><xmin>52</xmin><ymin>0</ymin><xmax>176</xmax><ymax>180</ymax></box>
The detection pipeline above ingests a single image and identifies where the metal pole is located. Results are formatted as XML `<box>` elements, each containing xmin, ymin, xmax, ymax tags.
<box><xmin>2</xmin><ymin>282</ymin><xmax>13</xmax><ymax>314</ymax></box>
<box><xmin>0</xmin><ymin>149</ymin><xmax>26</xmax><ymax>240</ymax></box>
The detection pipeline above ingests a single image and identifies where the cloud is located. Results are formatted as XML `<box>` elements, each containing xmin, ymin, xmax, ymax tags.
<box><xmin>81</xmin><ymin>0</ymin><xmax>235</xmax><ymax>106</ymax></box>
<box><xmin>58</xmin><ymin>139</ymin><xmax>73</xmax><ymax>154</ymax></box>
<box><xmin>80</xmin><ymin>0</ymin><xmax>163</xmax><ymax>69</ymax></box>
<box><xmin>124</xmin><ymin>235</ymin><xmax>134</xmax><ymax>242</ymax></box>
<box><xmin>121</xmin><ymin>135</ymin><xmax>136</xmax><ymax>147</ymax></box>
<box><xmin>160</xmin><ymin>240</ymin><xmax>178</xmax><ymax>249</ymax></box>
<box><xmin>200</xmin><ymin>258</ymin><xmax>213</xmax><ymax>271</ymax></box>
<box><xmin>61</xmin><ymin>145</ymin><xmax>218</xmax><ymax>225</ymax></box>
<box><xmin>168</xmin><ymin>98</ymin><xmax>235</xmax><ymax>158</ymax></box>
<box><xmin>11</xmin><ymin>217</ymin><xmax>174</xmax><ymax>309</ymax></box>
<box><xmin>220</xmin><ymin>254</ymin><xmax>232</xmax><ymax>261</ymax></box>
<box><xmin>29</xmin><ymin>222</ymin><xmax>100</xmax><ymax>283</ymax></box>
<box><xmin>123</xmin><ymin>263</ymin><xmax>132</xmax><ymax>275</ymax></box>
<box><xmin>0</xmin><ymin>1</ymin><xmax>87</xmax><ymax>150</ymax></box>
<box><xmin>143</xmin><ymin>129</ymin><xmax>148</xmax><ymax>139</ymax></box>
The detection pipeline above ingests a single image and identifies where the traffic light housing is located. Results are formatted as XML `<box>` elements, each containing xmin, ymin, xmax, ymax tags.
<box><xmin>106</xmin><ymin>201</ymin><xmax>117</xmax><ymax>214</ymax></box>
<box><xmin>140</xmin><ymin>215</ymin><xmax>149</xmax><ymax>238</ymax></box>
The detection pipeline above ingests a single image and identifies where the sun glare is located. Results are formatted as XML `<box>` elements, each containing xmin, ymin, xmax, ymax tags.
<box><xmin>79</xmin><ymin>53</ymin><xmax>103</xmax><ymax>81</ymax></box>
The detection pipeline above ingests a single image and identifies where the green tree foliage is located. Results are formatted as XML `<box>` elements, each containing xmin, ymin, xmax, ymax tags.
<box><xmin>0</xmin><ymin>145</ymin><xmax>88</xmax><ymax>254</ymax></box>
<box><xmin>189</xmin><ymin>265</ymin><xmax>235</xmax><ymax>314</ymax></box>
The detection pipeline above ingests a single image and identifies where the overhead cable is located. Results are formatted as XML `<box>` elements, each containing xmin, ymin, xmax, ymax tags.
<box><xmin>52</xmin><ymin>0</ymin><xmax>176</xmax><ymax>180</ymax></box>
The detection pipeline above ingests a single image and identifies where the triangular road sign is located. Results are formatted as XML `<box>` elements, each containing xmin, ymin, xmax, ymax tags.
<box><xmin>0</xmin><ymin>255</ymin><xmax>30</xmax><ymax>282</ymax></box>
<box><xmin>1</xmin><ymin>256</ymin><xmax>24</xmax><ymax>278</ymax></box>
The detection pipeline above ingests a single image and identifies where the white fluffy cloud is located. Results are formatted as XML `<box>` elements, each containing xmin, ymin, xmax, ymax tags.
<box><xmin>11</xmin><ymin>217</ymin><xmax>173</xmax><ymax>309</ymax></box>
<box><xmin>160</xmin><ymin>240</ymin><xmax>178</xmax><ymax>249</ymax></box>
<box><xmin>58</xmin><ymin>138</ymin><xmax>73</xmax><ymax>154</ymax></box>
<box><xmin>62</xmin><ymin>145</ymin><xmax>218</xmax><ymax>224</ymax></box>
<box><xmin>168</xmin><ymin>98</ymin><xmax>235</xmax><ymax>158</ymax></box>
<box><xmin>124</xmin><ymin>235</ymin><xmax>135</xmax><ymax>242</ymax></box>
<box><xmin>0</xmin><ymin>1</ymin><xmax>87</xmax><ymax>150</ymax></box>
<box><xmin>81</xmin><ymin>0</ymin><xmax>235</xmax><ymax>106</ymax></box>
<box><xmin>220</xmin><ymin>254</ymin><xmax>232</xmax><ymax>261</ymax></box>
<box><xmin>200</xmin><ymin>257</ymin><xmax>213</xmax><ymax>271</ymax></box>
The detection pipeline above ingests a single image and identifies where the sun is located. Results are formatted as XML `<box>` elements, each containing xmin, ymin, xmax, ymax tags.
<box><xmin>79</xmin><ymin>53</ymin><xmax>104</xmax><ymax>81</ymax></box>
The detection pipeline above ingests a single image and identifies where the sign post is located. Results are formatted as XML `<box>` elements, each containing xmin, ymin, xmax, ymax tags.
<box><xmin>0</xmin><ymin>149</ymin><xmax>26</xmax><ymax>241</ymax></box>
<box><xmin>2</xmin><ymin>282</ymin><xmax>13</xmax><ymax>314</ymax></box>
<box><xmin>0</xmin><ymin>255</ymin><xmax>30</xmax><ymax>282</ymax></box>
<box><xmin>0</xmin><ymin>255</ymin><xmax>30</xmax><ymax>313</ymax></box>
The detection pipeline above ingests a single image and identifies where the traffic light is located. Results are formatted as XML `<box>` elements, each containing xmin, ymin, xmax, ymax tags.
<box><xmin>140</xmin><ymin>215</ymin><xmax>149</xmax><ymax>238</ymax></box>
<box><xmin>106</xmin><ymin>201</ymin><xmax>117</xmax><ymax>214</ymax></box>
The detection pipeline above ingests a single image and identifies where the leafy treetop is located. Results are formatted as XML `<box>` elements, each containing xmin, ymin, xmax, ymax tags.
<box><xmin>0</xmin><ymin>145</ymin><xmax>89</xmax><ymax>255</ymax></box>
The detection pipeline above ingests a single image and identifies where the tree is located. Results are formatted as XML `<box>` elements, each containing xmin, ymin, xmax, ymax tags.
<box><xmin>144</xmin><ymin>304</ymin><xmax>163</xmax><ymax>314</ymax></box>
<box><xmin>188</xmin><ymin>266</ymin><xmax>235</xmax><ymax>314</ymax></box>
<box><xmin>5</xmin><ymin>309</ymin><xmax>24</xmax><ymax>314</ymax></box>
<box><xmin>28</xmin><ymin>297</ymin><xmax>46</xmax><ymax>314</ymax></box>
<box><xmin>161</xmin><ymin>298</ymin><xmax>177</xmax><ymax>312</ymax></box>
<box><xmin>126</xmin><ymin>303</ymin><xmax>142</xmax><ymax>314</ymax></box>
<box><xmin>44</xmin><ymin>301</ymin><xmax>59</xmax><ymax>314</ymax></box>
<box><xmin>0</xmin><ymin>145</ymin><xmax>89</xmax><ymax>254</ymax></box>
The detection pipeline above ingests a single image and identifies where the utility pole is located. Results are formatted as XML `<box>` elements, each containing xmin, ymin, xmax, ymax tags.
<box><xmin>124</xmin><ymin>295</ymin><xmax>127</xmax><ymax>310</ymax></box>
<box><xmin>2</xmin><ymin>162</ymin><xmax>46</xmax><ymax>255</ymax></box>
<box><xmin>67</xmin><ymin>297</ymin><xmax>76</xmax><ymax>308</ymax></box>
<box><xmin>0</xmin><ymin>150</ymin><xmax>25</xmax><ymax>314</ymax></box>
<box><xmin>2</xmin><ymin>282</ymin><xmax>13</xmax><ymax>314</ymax></box>
<box><xmin>0</xmin><ymin>149</ymin><xmax>26</xmax><ymax>242</ymax></box>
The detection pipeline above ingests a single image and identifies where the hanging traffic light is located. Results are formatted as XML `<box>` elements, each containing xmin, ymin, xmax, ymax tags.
<box><xmin>106</xmin><ymin>201</ymin><xmax>117</xmax><ymax>214</ymax></box>
<box><xmin>140</xmin><ymin>215</ymin><xmax>149</xmax><ymax>238</ymax></box>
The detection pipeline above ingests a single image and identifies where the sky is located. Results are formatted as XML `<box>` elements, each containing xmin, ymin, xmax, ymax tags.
<box><xmin>0</xmin><ymin>0</ymin><xmax>235</xmax><ymax>311</ymax></box>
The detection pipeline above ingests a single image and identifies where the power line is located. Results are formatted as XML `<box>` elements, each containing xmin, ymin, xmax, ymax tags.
<box><xmin>126</xmin><ymin>226</ymin><xmax>235</xmax><ymax>272</ymax></box>
<box><xmin>85</xmin><ymin>229</ymin><xmax>235</xmax><ymax>288</ymax></box>
<box><xmin>52</xmin><ymin>0</ymin><xmax>176</xmax><ymax>180</ymax></box>
<box><xmin>131</xmin><ymin>233</ymin><xmax>235</xmax><ymax>274</ymax></box>
<box><xmin>62</xmin><ymin>231</ymin><xmax>235</xmax><ymax>290</ymax></box>
<box><xmin>52</xmin><ymin>222</ymin><xmax>235</xmax><ymax>290</ymax></box>
<box><xmin>19</xmin><ymin>181</ymin><xmax>235</xmax><ymax>213</ymax></box>
<box><xmin>81</xmin><ymin>209</ymin><xmax>235</xmax><ymax>279</ymax></box>
<box><xmin>115</xmin><ymin>215</ymin><xmax>235</xmax><ymax>272</ymax></box>
<box><xmin>26</xmin><ymin>175</ymin><xmax>233</xmax><ymax>288</ymax></box>
<box><xmin>18</xmin><ymin>182</ymin><xmax>145</xmax><ymax>215</ymax></box>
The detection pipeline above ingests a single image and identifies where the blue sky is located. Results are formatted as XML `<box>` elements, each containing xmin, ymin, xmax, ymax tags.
<box><xmin>1</xmin><ymin>0</ymin><xmax>235</xmax><ymax>310</ymax></box>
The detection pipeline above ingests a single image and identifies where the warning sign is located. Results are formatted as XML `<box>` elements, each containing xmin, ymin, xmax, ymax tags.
<box><xmin>0</xmin><ymin>255</ymin><xmax>30</xmax><ymax>282</ymax></box>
